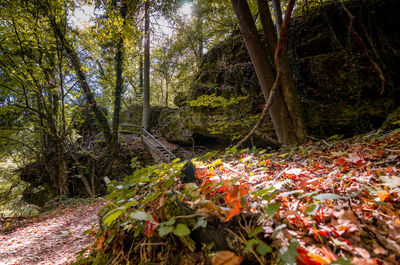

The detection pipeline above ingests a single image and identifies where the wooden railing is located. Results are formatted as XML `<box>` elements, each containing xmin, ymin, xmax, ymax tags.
<box><xmin>120</xmin><ymin>123</ymin><xmax>176</xmax><ymax>163</ymax></box>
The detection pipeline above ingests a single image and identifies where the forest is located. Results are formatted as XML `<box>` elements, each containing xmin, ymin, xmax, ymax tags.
<box><xmin>0</xmin><ymin>0</ymin><xmax>399</xmax><ymax>264</ymax></box>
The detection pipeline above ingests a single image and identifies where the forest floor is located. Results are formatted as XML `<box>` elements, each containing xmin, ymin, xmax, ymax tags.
<box><xmin>0</xmin><ymin>131</ymin><xmax>399</xmax><ymax>265</ymax></box>
<box><xmin>0</xmin><ymin>199</ymin><xmax>105</xmax><ymax>265</ymax></box>
<box><xmin>84</xmin><ymin>130</ymin><xmax>400</xmax><ymax>265</ymax></box>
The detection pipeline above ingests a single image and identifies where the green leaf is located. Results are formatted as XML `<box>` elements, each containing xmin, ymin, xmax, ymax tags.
<box><xmin>248</xmin><ymin>226</ymin><xmax>263</xmax><ymax>238</ymax></box>
<box><xmin>165</xmin><ymin>217</ymin><xmax>176</xmax><ymax>226</ymax></box>
<box><xmin>244</xmin><ymin>239</ymin><xmax>257</xmax><ymax>253</ymax></box>
<box><xmin>142</xmin><ymin>191</ymin><xmax>163</xmax><ymax>203</ymax></box>
<box><xmin>173</xmin><ymin>223</ymin><xmax>191</xmax><ymax>237</ymax></box>
<box><xmin>130</xmin><ymin>211</ymin><xmax>153</xmax><ymax>221</ymax></box>
<box><xmin>104</xmin><ymin>210</ymin><xmax>123</xmax><ymax>226</ymax></box>
<box><xmin>123</xmin><ymin>200</ymin><xmax>138</xmax><ymax>209</ymax></box>
<box><xmin>252</xmin><ymin>186</ymin><xmax>274</xmax><ymax>197</ymax></box>
<box><xmin>305</xmin><ymin>203</ymin><xmax>319</xmax><ymax>216</ymax></box>
<box><xmin>158</xmin><ymin>225</ymin><xmax>174</xmax><ymax>237</ymax></box>
<box><xmin>106</xmin><ymin>190</ymin><xmax>121</xmax><ymax>200</ymax></box>
<box><xmin>265</xmin><ymin>203</ymin><xmax>281</xmax><ymax>218</ymax></box>
<box><xmin>193</xmin><ymin>216</ymin><xmax>207</xmax><ymax>230</ymax></box>
<box><xmin>278</xmin><ymin>238</ymin><xmax>299</xmax><ymax>264</ymax></box>
<box><xmin>313</xmin><ymin>193</ymin><xmax>343</xmax><ymax>201</ymax></box>
<box><xmin>256</xmin><ymin>241</ymin><xmax>272</xmax><ymax>255</ymax></box>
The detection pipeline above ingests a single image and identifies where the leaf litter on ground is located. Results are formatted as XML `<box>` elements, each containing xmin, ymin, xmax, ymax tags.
<box><xmin>0</xmin><ymin>198</ymin><xmax>105</xmax><ymax>265</ymax></box>
<box><xmin>190</xmin><ymin>132</ymin><xmax>400</xmax><ymax>264</ymax></box>
<box><xmin>78</xmin><ymin>132</ymin><xmax>400</xmax><ymax>265</ymax></box>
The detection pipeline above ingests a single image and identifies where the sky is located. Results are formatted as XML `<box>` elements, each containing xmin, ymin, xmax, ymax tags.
<box><xmin>70</xmin><ymin>5</ymin><xmax>96</xmax><ymax>29</ymax></box>
<box><xmin>70</xmin><ymin>2</ymin><xmax>194</xmax><ymax>34</ymax></box>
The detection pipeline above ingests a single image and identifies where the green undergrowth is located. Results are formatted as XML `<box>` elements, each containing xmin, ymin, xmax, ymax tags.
<box><xmin>72</xmin><ymin>129</ymin><xmax>400</xmax><ymax>265</ymax></box>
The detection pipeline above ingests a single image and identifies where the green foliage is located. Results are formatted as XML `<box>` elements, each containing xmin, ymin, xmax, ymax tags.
<box><xmin>278</xmin><ymin>238</ymin><xmax>300</xmax><ymax>265</ymax></box>
<box><xmin>99</xmin><ymin>158</ymin><xmax>206</xmax><ymax>243</ymax></box>
<box><xmin>188</xmin><ymin>93</ymin><xmax>247</xmax><ymax>108</ymax></box>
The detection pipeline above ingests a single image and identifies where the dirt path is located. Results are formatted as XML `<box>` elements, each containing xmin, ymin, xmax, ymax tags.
<box><xmin>0</xmin><ymin>199</ymin><xmax>105</xmax><ymax>265</ymax></box>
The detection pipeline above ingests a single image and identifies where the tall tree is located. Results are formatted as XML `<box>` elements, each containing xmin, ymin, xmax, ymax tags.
<box><xmin>40</xmin><ymin>0</ymin><xmax>113</xmax><ymax>147</ymax></box>
<box><xmin>258</xmin><ymin>0</ymin><xmax>306</xmax><ymax>142</ymax></box>
<box><xmin>111</xmin><ymin>0</ymin><xmax>128</xmax><ymax>156</ymax></box>
<box><xmin>230</xmin><ymin>0</ymin><xmax>306</xmax><ymax>145</ymax></box>
<box><xmin>142</xmin><ymin>0</ymin><xmax>150</xmax><ymax>130</ymax></box>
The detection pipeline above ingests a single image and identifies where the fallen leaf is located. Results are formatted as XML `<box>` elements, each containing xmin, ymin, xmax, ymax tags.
<box><xmin>95</xmin><ymin>234</ymin><xmax>106</xmax><ymax>251</ymax></box>
<box><xmin>144</xmin><ymin>220</ymin><xmax>159</xmax><ymax>237</ymax></box>
<box><xmin>212</xmin><ymin>251</ymin><xmax>243</xmax><ymax>265</ymax></box>
<box><xmin>354</xmin><ymin>247</ymin><xmax>370</xmax><ymax>259</ymax></box>
<box><xmin>377</xmin><ymin>190</ymin><xmax>390</xmax><ymax>202</ymax></box>
<box><xmin>351</xmin><ymin>257</ymin><xmax>378</xmax><ymax>265</ymax></box>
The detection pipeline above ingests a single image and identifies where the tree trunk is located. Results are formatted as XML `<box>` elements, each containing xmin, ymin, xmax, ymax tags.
<box><xmin>111</xmin><ymin>2</ymin><xmax>127</xmax><ymax>157</ymax></box>
<box><xmin>194</xmin><ymin>2</ymin><xmax>204</xmax><ymax>62</ymax></box>
<box><xmin>258</xmin><ymin>0</ymin><xmax>277</xmax><ymax>66</ymax></box>
<box><xmin>165</xmin><ymin>81</ymin><xmax>168</xmax><ymax>107</ymax></box>
<box><xmin>142</xmin><ymin>0</ymin><xmax>150</xmax><ymax>130</ymax></box>
<box><xmin>58</xmin><ymin>150</ymin><xmax>68</xmax><ymax>196</ymax></box>
<box><xmin>139</xmin><ymin>36</ymin><xmax>144</xmax><ymax>97</ymax></box>
<box><xmin>271</xmin><ymin>0</ymin><xmax>283</xmax><ymax>37</ymax></box>
<box><xmin>230</xmin><ymin>0</ymin><xmax>300</xmax><ymax>145</ymax></box>
<box><xmin>259</xmin><ymin>0</ymin><xmax>307</xmax><ymax>142</ymax></box>
<box><xmin>45</xmin><ymin>6</ymin><xmax>112</xmax><ymax>146</ymax></box>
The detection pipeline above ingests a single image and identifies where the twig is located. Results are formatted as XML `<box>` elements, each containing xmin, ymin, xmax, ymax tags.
<box><xmin>140</xmin><ymin>242</ymin><xmax>165</xmax><ymax>246</ymax></box>
<box><xmin>173</xmin><ymin>213</ymin><xmax>204</xmax><ymax>219</ymax></box>
<box><xmin>306</xmin><ymin>135</ymin><xmax>331</xmax><ymax>147</ymax></box>
<box><xmin>235</xmin><ymin>0</ymin><xmax>296</xmax><ymax>149</ymax></box>
<box><xmin>386</xmin><ymin>149</ymin><xmax>400</xmax><ymax>152</ymax></box>
<box><xmin>225</xmin><ymin>227</ymin><xmax>265</xmax><ymax>264</ymax></box>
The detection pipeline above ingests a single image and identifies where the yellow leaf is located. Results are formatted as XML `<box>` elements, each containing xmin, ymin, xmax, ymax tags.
<box><xmin>377</xmin><ymin>191</ymin><xmax>390</xmax><ymax>201</ymax></box>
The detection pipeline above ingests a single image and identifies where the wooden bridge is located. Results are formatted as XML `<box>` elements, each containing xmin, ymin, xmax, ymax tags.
<box><xmin>120</xmin><ymin>123</ymin><xmax>177</xmax><ymax>163</ymax></box>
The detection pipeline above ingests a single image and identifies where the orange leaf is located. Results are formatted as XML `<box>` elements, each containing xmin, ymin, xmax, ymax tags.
<box><xmin>308</xmin><ymin>253</ymin><xmax>331</xmax><ymax>265</ymax></box>
<box><xmin>377</xmin><ymin>191</ymin><xmax>390</xmax><ymax>202</ymax></box>
<box><xmin>296</xmin><ymin>247</ymin><xmax>322</xmax><ymax>265</ymax></box>
<box><xmin>212</xmin><ymin>251</ymin><xmax>243</xmax><ymax>265</ymax></box>
<box><xmin>95</xmin><ymin>234</ymin><xmax>106</xmax><ymax>252</ymax></box>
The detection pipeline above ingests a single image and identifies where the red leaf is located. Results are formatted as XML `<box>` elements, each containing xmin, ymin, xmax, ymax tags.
<box><xmin>144</xmin><ymin>220</ymin><xmax>159</xmax><ymax>238</ymax></box>
<box><xmin>296</xmin><ymin>247</ymin><xmax>322</xmax><ymax>265</ymax></box>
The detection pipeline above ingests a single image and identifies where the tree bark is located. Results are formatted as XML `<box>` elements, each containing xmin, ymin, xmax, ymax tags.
<box><xmin>139</xmin><ymin>35</ymin><xmax>144</xmax><ymax>97</ymax></box>
<box><xmin>271</xmin><ymin>0</ymin><xmax>283</xmax><ymax>37</ymax></box>
<box><xmin>165</xmin><ymin>81</ymin><xmax>168</xmax><ymax>107</ymax></box>
<box><xmin>111</xmin><ymin>1</ymin><xmax>127</xmax><ymax>156</ymax></box>
<box><xmin>230</xmin><ymin>0</ymin><xmax>300</xmax><ymax>145</ymax></box>
<box><xmin>258</xmin><ymin>0</ymin><xmax>277</xmax><ymax>66</ymax></box>
<box><xmin>259</xmin><ymin>0</ymin><xmax>307</xmax><ymax>142</ymax></box>
<box><xmin>142</xmin><ymin>0</ymin><xmax>150</xmax><ymax>130</ymax></box>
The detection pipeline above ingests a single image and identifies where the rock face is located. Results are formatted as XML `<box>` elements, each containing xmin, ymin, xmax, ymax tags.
<box><xmin>121</xmin><ymin>0</ymin><xmax>400</xmax><ymax>146</ymax></box>
<box><xmin>176</xmin><ymin>0</ymin><xmax>400</xmax><ymax>142</ymax></box>
<box><xmin>288</xmin><ymin>0</ymin><xmax>400</xmax><ymax>136</ymax></box>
